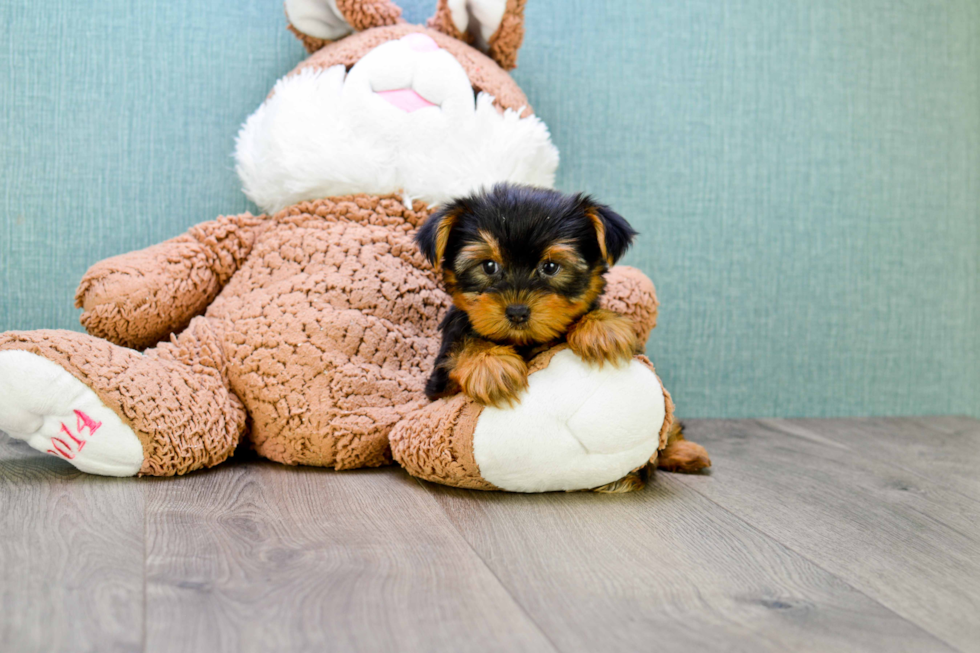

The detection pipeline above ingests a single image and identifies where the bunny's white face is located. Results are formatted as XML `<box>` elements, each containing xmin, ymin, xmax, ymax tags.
<box><xmin>235</xmin><ymin>33</ymin><xmax>559</xmax><ymax>214</ymax></box>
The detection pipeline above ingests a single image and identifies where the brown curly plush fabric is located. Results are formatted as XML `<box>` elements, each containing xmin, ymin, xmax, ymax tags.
<box><xmin>486</xmin><ymin>0</ymin><xmax>527</xmax><ymax>71</ymax></box>
<box><xmin>285</xmin><ymin>0</ymin><xmax>405</xmax><ymax>53</ymax></box>
<box><xmin>0</xmin><ymin>326</ymin><xmax>246</xmax><ymax>476</ymax></box>
<box><xmin>200</xmin><ymin>195</ymin><xmax>447</xmax><ymax>469</ymax></box>
<box><xmin>390</xmin><ymin>344</ymin><xmax>674</xmax><ymax>490</ymax></box>
<box><xmin>288</xmin><ymin>0</ymin><xmax>527</xmax><ymax>71</ymax></box>
<box><xmin>0</xmin><ymin>4</ymin><xmax>686</xmax><ymax>485</ymax></box>
<box><xmin>636</xmin><ymin>354</ymin><xmax>676</xmax><ymax>451</ymax></box>
<box><xmin>76</xmin><ymin>213</ymin><xmax>266</xmax><ymax>350</ymax></box>
<box><xmin>599</xmin><ymin>266</ymin><xmax>659</xmax><ymax>347</ymax></box>
<box><xmin>387</xmin><ymin>345</ymin><xmax>562</xmax><ymax>489</ymax></box>
<box><xmin>0</xmin><ymin>194</ymin><xmax>664</xmax><ymax>476</ymax></box>
<box><xmin>388</xmin><ymin>393</ymin><xmax>495</xmax><ymax>490</ymax></box>
<box><xmin>426</xmin><ymin>0</ymin><xmax>527</xmax><ymax>70</ymax></box>
<box><xmin>426</xmin><ymin>0</ymin><xmax>468</xmax><ymax>43</ymax></box>
<box><xmin>335</xmin><ymin>0</ymin><xmax>403</xmax><ymax>31</ymax></box>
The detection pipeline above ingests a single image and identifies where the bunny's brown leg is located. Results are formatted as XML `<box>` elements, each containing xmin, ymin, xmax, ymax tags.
<box><xmin>0</xmin><ymin>317</ymin><xmax>246</xmax><ymax>476</ymax></box>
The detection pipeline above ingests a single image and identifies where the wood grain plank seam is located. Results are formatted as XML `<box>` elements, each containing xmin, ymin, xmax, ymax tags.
<box><xmin>880</xmin><ymin>416</ymin><xmax>980</xmax><ymax>504</ymax></box>
<box><xmin>663</xmin><ymin>473</ymin><xmax>969</xmax><ymax>653</ymax></box>
<box><xmin>412</xmin><ymin>477</ymin><xmax>565</xmax><ymax>653</ymax></box>
<box><xmin>761</xmin><ymin>419</ymin><xmax>980</xmax><ymax>508</ymax></box>
<box><xmin>908</xmin><ymin>416</ymin><xmax>980</xmax><ymax>435</ymax></box>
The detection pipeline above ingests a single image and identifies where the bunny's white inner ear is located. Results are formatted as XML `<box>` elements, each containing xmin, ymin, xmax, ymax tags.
<box><xmin>447</xmin><ymin>0</ymin><xmax>508</xmax><ymax>50</ymax></box>
<box><xmin>285</xmin><ymin>0</ymin><xmax>354</xmax><ymax>41</ymax></box>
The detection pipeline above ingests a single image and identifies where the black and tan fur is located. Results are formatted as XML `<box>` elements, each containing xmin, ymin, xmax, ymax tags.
<box><xmin>416</xmin><ymin>183</ymin><xmax>639</xmax><ymax>408</ymax></box>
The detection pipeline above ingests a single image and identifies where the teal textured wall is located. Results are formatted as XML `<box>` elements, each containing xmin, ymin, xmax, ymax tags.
<box><xmin>1</xmin><ymin>0</ymin><xmax>977</xmax><ymax>418</ymax></box>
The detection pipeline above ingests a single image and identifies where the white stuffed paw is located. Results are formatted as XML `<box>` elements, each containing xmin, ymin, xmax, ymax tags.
<box><xmin>471</xmin><ymin>349</ymin><xmax>665</xmax><ymax>492</ymax></box>
<box><xmin>0</xmin><ymin>351</ymin><xmax>144</xmax><ymax>476</ymax></box>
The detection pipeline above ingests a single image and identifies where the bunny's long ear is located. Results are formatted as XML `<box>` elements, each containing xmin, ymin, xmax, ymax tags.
<box><xmin>427</xmin><ymin>0</ymin><xmax>527</xmax><ymax>70</ymax></box>
<box><xmin>285</xmin><ymin>0</ymin><xmax>404</xmax><ymax>53</ymax></box>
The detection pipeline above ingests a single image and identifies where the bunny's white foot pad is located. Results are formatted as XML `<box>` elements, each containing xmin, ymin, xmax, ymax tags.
<box><xmin>0</xmin><ymin>351</ymin><xmax>144</xmax><ymax>476</ymax></box>
<box><xmin>472</xmin><ymin>349</ymin><xmax>666</xmax><ymax>493</ymax></box>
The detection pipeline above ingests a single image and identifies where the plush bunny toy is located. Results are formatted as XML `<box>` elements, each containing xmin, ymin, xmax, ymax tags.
<box><xmin>0</xmin><ymin>0</ymin><xmax>709</xmax><ymax>492</ymax></box>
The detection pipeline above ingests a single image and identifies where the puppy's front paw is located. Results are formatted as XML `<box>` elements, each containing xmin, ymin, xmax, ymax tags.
<box><xmin>567</xmin><ymin>309</ymin><xmax>638</xmax><ymax>368</ymax></box>
<box><xmin>450</xmin><ymin>342</ymin><xmax>529</xmax><ymax>408</ymax></box>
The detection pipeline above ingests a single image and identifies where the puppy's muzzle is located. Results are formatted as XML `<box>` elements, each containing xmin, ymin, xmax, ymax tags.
<box><xmin>505</xmin><ymin>303</ymin><xmax>531</xmax><ymax>325</ymax></box>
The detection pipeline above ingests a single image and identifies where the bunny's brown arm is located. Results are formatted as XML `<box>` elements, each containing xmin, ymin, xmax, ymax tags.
<box><xmin>599</xmin><ymin>265</ymin><xmax>660</xmax><ymax>348</ymax></box>
<box><xmin>75</xmin><ymin>212</ymin><xmax>269</xmax><ymax>349</ymax></box>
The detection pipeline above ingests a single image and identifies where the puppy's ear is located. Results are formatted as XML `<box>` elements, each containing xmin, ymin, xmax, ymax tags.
<box><xmin>416</xmin><ymin>204</ymin><xmax>464</xmax><ymax>270</ymax></box>
<box><xmin>583</xmin><ymin>200</ymin><xmax>637</xmax><ymax>266</ymax></box>
<box><xmin>286</xmin><ymin>0</ymin><xmax>403</xmax><ymax>53</ymax></box>
<box><xmin>427</xmin><ymin>0</ymin><xmax>527</xmax><ymax>70</ymax></box>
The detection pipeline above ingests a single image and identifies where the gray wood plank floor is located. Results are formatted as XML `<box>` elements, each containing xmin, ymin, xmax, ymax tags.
<box><xmin>1</xmin><ymin>417</ymin><xmax>978</xmax><ymax>653</ymax></box>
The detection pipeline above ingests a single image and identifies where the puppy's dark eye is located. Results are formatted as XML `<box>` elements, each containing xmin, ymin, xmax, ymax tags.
<box><xmin>540</xmin><ymin>261</ymin><xmax>561</xmax><ymax>276</ymax></box>
<box><xmin>482</xmin><ymin>260</ymin><xmax>499</xmax><ymax>275</ymax></box>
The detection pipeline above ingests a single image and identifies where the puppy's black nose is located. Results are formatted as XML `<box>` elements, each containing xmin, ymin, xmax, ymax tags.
<box><xmin>506</xmin><ymin>304</ymin><xmax>531</xmax><ymax>324</ymax></box>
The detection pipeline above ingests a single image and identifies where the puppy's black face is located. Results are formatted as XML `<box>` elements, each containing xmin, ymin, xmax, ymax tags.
<box><xmin>416</xmin><ymin>184</ymin><xmax>637</xmax><ymax>346</ymax></box>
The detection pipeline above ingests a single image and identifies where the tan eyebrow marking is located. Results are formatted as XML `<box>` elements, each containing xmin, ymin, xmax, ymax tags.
<box><xmin>541</xmin><ymin>241</ymin><xmax>587</xmax><ymax>270</ymax></box>
<box><xmin>478</xmin><ymin>230</ymin><xmax>503</xmax><ymax>261</ymax></box>
<box><xmin>456</xmin><ymin>231</ymin><xmax>504</xmax><ymax>273</ymax></box>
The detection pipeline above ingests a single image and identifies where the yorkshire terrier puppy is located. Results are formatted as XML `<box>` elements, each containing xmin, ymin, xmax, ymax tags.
<box><xmin>416</xmin><ymin>183</ymin><xmax>640</xmax><ymax>408</ymax></box>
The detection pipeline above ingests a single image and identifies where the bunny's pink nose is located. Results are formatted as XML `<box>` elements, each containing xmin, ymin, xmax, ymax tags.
<box><xmin>401</xmin><ymin>33</ymin><xmax>440</xmax><ymax>53</ymax></box>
